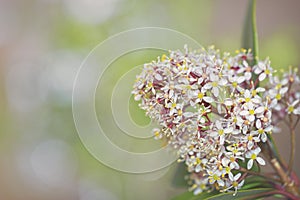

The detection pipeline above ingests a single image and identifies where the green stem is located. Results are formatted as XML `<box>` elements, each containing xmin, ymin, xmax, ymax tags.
<box><xmin>251</xmin><ymin>0</ymin><xmax>259</xmax><ymax>65</ymax></box>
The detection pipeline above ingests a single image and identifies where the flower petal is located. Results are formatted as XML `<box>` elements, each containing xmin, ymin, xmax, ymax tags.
<box><xmin>247</xmin><ymin>159</ymin><xmax>253</xmax><ymax>169</ymax></box>
<box><xmin>203</xmin><ymin>96</ymin><xmax>214</xmax><ymax>103</ymax></box>
<box><xmin>256</xmin><ymin>157</ymin><xmax>266</xmax><ymax>165</ymax></box>
<box><xmin>259</xmin><ymin>73</ymin><xmax>266</xmax><ymax>81</ymax></box>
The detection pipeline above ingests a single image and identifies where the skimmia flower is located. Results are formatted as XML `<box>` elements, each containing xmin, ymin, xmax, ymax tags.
<box><xmin>132</xmin><ymin>46</ymin><xmax>300</xmax><ymax>196</ymax></box>
<box><xmin>245</xmin><ymin>147</ymin><xmax>266</xmax><ymax>169</ymax></box>
<box><xmin>225</xmin><ymin>173</ymin><xmax>245</xmax><ymax>195</ymax></box>
<box><xmin>287</xmin><ymin>100</ymin><xmax>300</xmax><ymax>115</ymax></box>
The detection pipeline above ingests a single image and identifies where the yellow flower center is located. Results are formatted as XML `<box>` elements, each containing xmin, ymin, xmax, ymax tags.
<box><xmin>212</xmin><ymin>81</ymin><xmax>218</xmax><ymax>87</ymax></box>
<box><xmin>276</xmin><ymin>93</ymin><xmax>281</xmax><ymax>100</ymax></box>
<box><xmin>218</xmin><ymin>165</ymin><xmax>223</xmax><ymax>171</ymax></box>
<box><xmin>245</xmin><ymin>97</ymin><xmax>251</xmax><ymax>102</ymax></box>
<box><xmin>161</xmin><ymin>54</ymin><xmax>167</xmax><ymax>62</ymax></box>
<box><xmin>198</xmin><ymin>92</ymin><xmax>204</xmax><ymax>99</ymax></box>
<box><xmin>233</xmin><ymin>181</ymin><xmax>238</xmax><ymax>187</ymax></box>
<box><xmin>230</xmin><ymin>157</ymin><xmax>235</xmax><ymax>162</ymax></box>
<box><xmin>154</xmin><ymin>131</ymin><xmax>160</xmax><ymax>137</ymax></box>
<box><xmin>258</xmin><ymin>129</ymin><xmax>264</xmax><ymax>134</ymax></box>
<box><xmin>213</xmin><ymin>174</ymin><xmax>219</xmax><ymax>181</ymax></box>
<box><xmin>200</xmin><ymin>184</ymin><xmax>206</xmax><ymax>189</ymax></box>
<box><xmin>276</xmin><ymin>83</ymin><xmax>282</xmax><ymax>90</ymax></box>
<box><xmin>226</xmin><ymin>166</ymin><xmax>231</xmax><ymax>173</ymax></box>
<box><xmin>251</xmin><ymin>153</ymin><xmax>257</xmax><ymax>160</ymax></box>
<box><xmin>248</xmin><ymin>135</ymin><xmax>253</xmax><ymax>141</ymax></box>
<box><xmin>233</xmin><ymin>117</ymin><xmax>237</xmax><ymax>123</ymax></box>
<box><xmin>288</xmin><ymin>106</ymin><xmax>294</xmax><ymax>113</ymax></box>
<box><xmin>178</xmin><ymin>110</ymin><xmax>182</xmax><ymax>116</ymax></box>
<box><xmin>232</xmin><ymin>82</ymin><xmax>238</xmax><ymax>88</ymax></box>
<box><xmin>249</xmin><ymin>109</ymin><xmax>255</xmax><ymax>115</ymax></box>
<box><xmin>218</xmin><ymin>129</ymin><xmax>224</xmax><ymax>135</ymax></box>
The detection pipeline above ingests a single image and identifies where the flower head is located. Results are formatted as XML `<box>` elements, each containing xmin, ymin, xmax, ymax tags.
<box><xmin>132</xmin><ymin>46</ymin><xmax>299</xmax><ymax>196</ymax></box>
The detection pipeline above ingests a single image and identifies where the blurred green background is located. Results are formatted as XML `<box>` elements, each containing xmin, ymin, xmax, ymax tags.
<box><xmin>0</xmin><ymin>0</ymin><xmax>300</xmax><ymax>199</ymax></box>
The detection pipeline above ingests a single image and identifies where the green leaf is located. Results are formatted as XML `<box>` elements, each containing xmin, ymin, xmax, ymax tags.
<box><xmin>205</xmin><ymin>188</ymin><xmax>274</xmax><ymax>200</ymax></box>
<box><xmin>171</xmin><ymin>190</ymin><xmax>219</xmax><ymax>200</ymax></box>
<box><xmin>242</xmin><ymin>176</ymin><xmax>273</xmax><ymax>190</ymax></box>
<box><xmin>171</xmin><ymin>188</ymin><xmax>274</xmax><ymax>200</ymax></box>
<box><xmin>171</xmin><ymin>191</ymin><xmax>194</xmax><ymax>200</ymax></box>
<box><xmin>242</xmin><ymin>0</ymin><xmax>253</xmax><ymax>50</ymax></box>
<box><xmin>172</xmin><ymin>163</ymin><xmax>189</xmax><ymax>188</ymax></box>
<box><xmin>242</xmin><ymin>0</ymin><xmax>259</xmax><ymax>65</ymax></box>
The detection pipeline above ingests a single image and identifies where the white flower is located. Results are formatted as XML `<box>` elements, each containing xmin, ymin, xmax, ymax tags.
<box><xmin>253</xmin><ymin>59</ymin><xmax>273</xmax><ymax>81</ymax></box>
<box><xmin>221</xmin><ymin>155</ymin><xmax>240</xmax><ymax>170</ymax></box>
<box><xmin>246</xmin><ymin>147</ymin><xmax>266</xmax><ymax>169</ymax></box>
<box><xmin>208</xmin><ymin>170</ymin><xmax>224</xmax><ymax>186</ymax></box>
<box><xmin>152</xmin><ymin>128</ymin><xmax>162</xmax><ymax>140</ymax></box>
<box><xmin>287</xmin><ymin>100</ymin><xmax>300</xmax><ymax>115</ymax></box>
<box><xmin>204</xmin><ymin>73</ymin><xmax>227</xmax><ymax>97</ymax></box>
<box><xmin>165</xmin><ymin>95</ymin><xmax>182</xmax><ymax>116</ymax></box>
<box><xmin>253</xmin><ymin>119</ymin><xmax>272</xmax><ymax>142</ymax></box>
<box><xmin>241</xmin><ymin>60</ymin><xmax>252</xmax><ymax>80</ymax></box>
<box><xmin>239</xmin><ymin>89</ymin><xmax>261</xmax><ymax>106</ymax></box>
<box><xmin>190</xmin><ymin>88</ymin><xmax>214</xmax><ymax>106</ymax></box>
<box><xmin>190</xmin><ymin>176</ymin><xmax>209</xmax><ymax>195</ymax></box>
<box><xmin>240</xmin><ymin>103</ymin><xmax>264</xmax><ymax>122</ymax></box>
<box><xmin>210</xmin><ymin>120</ymin><xmax>233</xmax><ymax>145</ymax></box>
<box><xmin>227</xmin><ymin>173</ymin><xmax>245</xmax><ymax>196</ymax></box>
<box><xmin>243</xmin><ymin>132</ymin><xmax>260</xmax><ymax>149</ymax></box>
<box><xmin>268</xmin><ymin>87</ymin><xmax>288</xmax><ymax>107</ymax></box>
<box><xmin>228</xmin><ymin>75</ymin><xmax>245</xmax><ymax>93</ymax></box>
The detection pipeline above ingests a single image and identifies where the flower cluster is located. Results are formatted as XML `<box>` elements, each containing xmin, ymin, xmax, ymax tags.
<box><xmin>266</xmin><ymin>67</ymin><xmax>300</xmax><ymax>124</ymax></box>
<box><xmin>132</xmin><ymin>45</ymin><xmax>300</xmax><ymax>195</ymax></box>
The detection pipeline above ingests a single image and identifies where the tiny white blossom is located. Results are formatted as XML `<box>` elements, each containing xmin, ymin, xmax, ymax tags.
<box><xmin>287</xmin><ymin>100</ymin><xmax>300</xmax><ymax>115</ymax></box>
<box><xmin>204</xmin><ymin>73</ymin><xmax>227</xmax><ymax>97</ymax></box>
<box><xmin>246</xmin><ymin>147</ymin><xmax>266</xmax><ymax>169</ymax></box>
<box><xmin>226</xmin><ymin>173</ymin><xmax>245</xmax><ymax>196</ymax></box>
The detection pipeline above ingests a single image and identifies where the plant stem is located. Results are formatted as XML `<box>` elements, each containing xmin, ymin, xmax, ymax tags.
<box><xmin>251</xmin><ymin>0</ymin><xmax>259</xmax><ymax>65</ymax></box>
<box><xmin>288</xmin><ymin>114</ymin><xmax>296</xmax><ymax>175</ymax></box>
<box><xmin>293</xmin><ymin>116</ymin><xmax>300</xmax><ymax>129</ymax></box>
<box><xmin>270</xmin><ymin>158</ymin><xmax>300</xmax><ymax>197</ymax></box>
<box><xmin>262</xmin><ymin>140</ymin><xmax>300</xmax><ymax>197</ymax></box>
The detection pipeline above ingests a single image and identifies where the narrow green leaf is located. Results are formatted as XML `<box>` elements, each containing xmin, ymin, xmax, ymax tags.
<box><xmin>206</xmin><ymin>188</ymin><xmax>274</xmax><ymax>200</ymax></box>
<box><xmin>172</xmin><ymin>188</ymin><xmax>274</xmax><ymax>200</ymax></box>
<box><xmin>172</xmin><ymin>163</ymin><xmax>189</xmax><ymax>188</ymax></box>
<box><xmin>242</xmin><ymin>0</ymin><xmax>259</xmax><ymax>65</ymax></box>
<box><xmin>171</xmin><ymin>190</ymin><xmax>219</xmax><ymax>200</ymax></box>
<box><xmin>242</xmin><ymin>176</ymin><xmax>273</xmax><ymax>190</ymax></box>
<box><xmin>171</xmin><ymin>191</ymin><xmax>194</xmax><ymax>200</ymax></box>
<box><xmin>242</xmin><ymin>0</ymin><xmax>253</xmax><ymax>50</ymax></box>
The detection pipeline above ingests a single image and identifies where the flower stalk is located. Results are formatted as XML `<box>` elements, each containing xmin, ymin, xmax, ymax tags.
<box><xmin>251</xmin><ymin>0</ymin><xmax>259</xmax><ymax>65</ymax></box>
<box><xmin>288</xmin><ymin>114</ymin><xmax>296</xmax><ymax>175</ymax></box>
